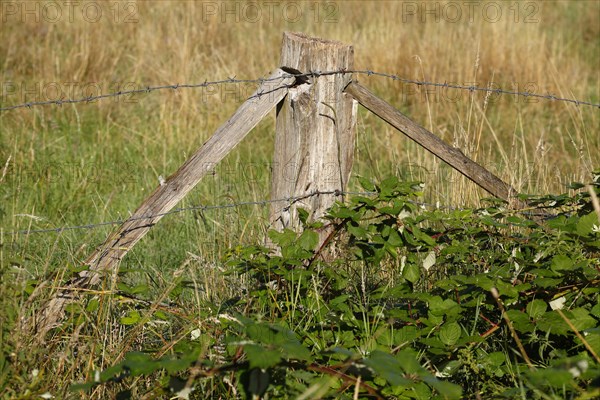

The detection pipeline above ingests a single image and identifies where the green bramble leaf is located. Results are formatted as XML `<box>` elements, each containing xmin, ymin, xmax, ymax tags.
<box><xmin>421</xmin><ymin>375</ymin><xmax>462</xmax><ymax>400</ymax></box>
<box><xmin>403</xmin><ymin>262</ymin><xmax>420</xmax><ymax>283</ymax></box>
<box><xmin>358</xmin><ymin>176</ymin><xmax>376</xmax><ymax>191</ymax></box>
<box><xmin>576</xmin><ymin>211</ymin><xmax>598</xmax><ymax>237</ymax></box>
<box><xmin>506</xmin><ymin>310</ymin><xmax>534</xmax><ymax>333</ymax></box>
<box><xmin>363</xmin><ymin>350</ymin><xmax>411</xmax><ymax>386</ymax></box>
<box><xmin>298</xmin><ymin>229</ymin><xmax>319</xmax><ymax>251</ymax></box>
<box><xmin>297</xmin><ymin>207</ymin><xmax>310</xmax><ymax>225</ymax></box>
<box><xmin>551</xmin><ymin>254</ymin><xmax>573</xmax><ymax>272</ymax></box>
<box><xmin>526</xmin><ymin>299</ymin><xmax>547</xmax><ymax>319</ymax></box>
<box><xmin>569</xmin><ymin>308</ymin><xmax>597</xmax><ymax>331</ymax></box>
<box><xmin>121</xmin><ymin>352</ymin><xmax>159</xmax><ymax>376</ymax></box>
<box><xmin>439</xmin><ymin>322</ymin><xmax>461</xmax><ymax>346</ymax></box>
<box><xmin>244</xmin><ymin>344</ymin><xmax>281</xmax><ymax>369</ymax></box>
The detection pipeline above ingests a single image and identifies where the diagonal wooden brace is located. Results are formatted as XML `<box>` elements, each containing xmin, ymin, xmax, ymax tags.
<box><xmin>344</xmin><ymin>81</ymin><xmax>524</xmax><ymax>206</ymax></box>
<box><xmin>30</xmin><ymin>69</ymin><xmax>296</xmax><ymax>339</ymax></box>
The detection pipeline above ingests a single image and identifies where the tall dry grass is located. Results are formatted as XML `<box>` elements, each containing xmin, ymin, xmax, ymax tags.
<box><xmin>2</xmin><ymin>1</ymin><xmax>597</xmax><ymax>205</ymax></box>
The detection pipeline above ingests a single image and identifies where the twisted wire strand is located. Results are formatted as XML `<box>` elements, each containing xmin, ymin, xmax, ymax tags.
<box><xmin>5</xmin><ymin>189</ymin><xmax>562</xmax><ymax>236</ymax></box>
<box><xmin>2</xmin><ymin>69</ymin><xmax>598</xmax><ymax>112</ymax></box>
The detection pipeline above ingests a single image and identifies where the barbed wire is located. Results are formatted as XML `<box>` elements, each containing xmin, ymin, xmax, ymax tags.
<box><xmin>1</xmin><ymin>68</ymin><xmax>591</xmax><ymax>236</ymax></box>
<box><xmin>0</xmin><ymin>76</ymin><xmax>278</xmax><ymax>112</ymax></box>
<box><xmin>5</xmin><ymin>189</ymin><xmax>562</xmax><ymax>237</ymax></box>
<box><xmin>1</xmin><ymin>69</ymin><xmax>598</xmax><ymax>112</ymax></box>
<box><xmin>351</xmin><ymin>70</ymin><xmax>600</xmax><ymax>108</ymax></box>
<box><xmin>5</xmin><ymin>190</ymin><xmax>356</xmax><ymax>236</ymax></box>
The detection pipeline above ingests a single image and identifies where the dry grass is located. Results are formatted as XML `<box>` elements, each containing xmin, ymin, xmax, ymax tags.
<box><xmin>2</xmin><ymin>1</ymin><xmax>597</xmax><ymax>204</ymax></box>
<box><xmin>0</xmin><ymin>0</ymin><xmax>598</xmax><ymax>397</ymax></box>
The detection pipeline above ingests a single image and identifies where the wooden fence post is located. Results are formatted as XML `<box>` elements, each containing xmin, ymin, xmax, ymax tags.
<box><xmin>30</xmin><ymin>31</ymin><xmax>526</xmax><ymax>342</ymax></box>
<box><xmin>269</xmin><ymin>32</ymin><xmax>357</xmax><ymax>243</ymax></box>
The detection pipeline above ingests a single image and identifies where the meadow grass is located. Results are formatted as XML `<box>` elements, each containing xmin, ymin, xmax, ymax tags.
<box><xmin>0</xmin><ymin>0</ymin><xmax>598</xmax><ymax>397</ymax></box>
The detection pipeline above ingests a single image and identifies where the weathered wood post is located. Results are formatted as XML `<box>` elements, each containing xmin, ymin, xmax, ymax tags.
<box><xmin>270</xmin><ymin>32</ymin><xmax>357</xmax><ymax>244</ymax></box>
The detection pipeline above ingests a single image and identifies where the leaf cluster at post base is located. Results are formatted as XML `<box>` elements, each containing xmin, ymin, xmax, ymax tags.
<box><xmin>73</xmin><ymin>172</ymin><xmax>600</xmax><ymax>399</ymax></box>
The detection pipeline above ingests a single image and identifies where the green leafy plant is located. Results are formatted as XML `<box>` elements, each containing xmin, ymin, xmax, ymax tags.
<box><xmin>71</xmin><ymin>173</ymin><xmax>600</xmax><ymax>399</ymax></box>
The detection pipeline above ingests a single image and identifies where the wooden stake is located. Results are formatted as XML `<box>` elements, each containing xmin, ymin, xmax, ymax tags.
<box><xmin>270</xmin><ymin>32</ymin><xmax>357</xmax><ymax>241</ymax></box>
<box><xmin>31</xmin><ymin>69</ymin><xmax>295</xmax><ymax>338</ymax></box>
<box><xmin>345</xmin><ymin>81</ymin><xmax>521</xmax><ymax>205</ymax></box>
